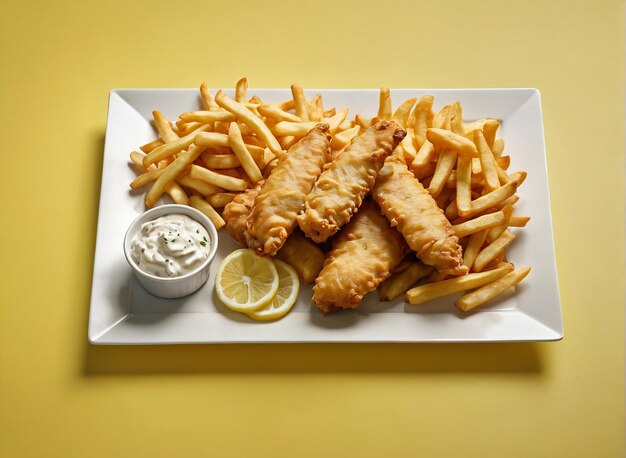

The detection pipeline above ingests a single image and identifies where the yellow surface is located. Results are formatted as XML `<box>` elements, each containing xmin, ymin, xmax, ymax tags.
<box><xmin>0</xmin><ymin>0</ymin><xmax>623</xmax><ymax>456</ymax></box>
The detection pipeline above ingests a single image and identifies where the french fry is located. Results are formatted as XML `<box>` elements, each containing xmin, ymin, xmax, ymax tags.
<box><xmin>435</xmin><ymin>187</ymin><xmax>453</xmax><ymax>210</ymax></box>
<box><xmin>482</xmin><ymin>119</ymin><xmax>500</xmax><ymax>149</ymax></box>
<box><xmin>309</xmin><ymin>94</ymin><xmax>323</xmax><ymax>121</ymax></box>
<box><xmin>392</xmin><ymin>97</ymin><xmax>416</xmax><ymax>128</ymax></box>
<box><xmin>405</xmin><ymin>265</ymin><xmax>513</xmax><ymax>305</ymax></box>
<box><xmin>178</xmin><ymin>121</ymin><xmax>204</xmax><ymax>136</ymax></box>
<box><xmin>497</xmin><ymin>155</ymin><xmax>511</xmax><ymax>170</ymax></box>
<box><xmin>327</xmin><ymin>107</ymin><xmax>349</xmax><ymax>133</ymax></box>
<box><xmin>235</xmin><ymin>77</ymin><xmax>248</xmax><ymax>103</ymax></box>
<box><xmin>130</xmin><ymin>151</ymin><xmax>155</xmax><ymax>171</ymax></box>
<box><xmin>179</xmin><ymin>111</ymin><xmax>237</xmax><ymax>123</ymax></box>
<box><xmin>195</xmin><ymin>131</ymin><xmax>230</xmax><ymax>148</ymax></box>
<box><xmin>463</xmin><ymin>230</ymin><xmax>487</xmax><ymax>271</ymax></box>
<box><xmin>166</xmin><ymin>182</ymin><xmax>189</xmax><ymax>205</ymax></box>
<box><xmin>275</xmin><ymin>99</ymin><xmax>295</xmax><ymax>111</ymax></box>
<box><xmin>355</xmin><ymin>114</ymin><xmax>373</xmax><ymax>129</ymax></box>
<box><xmin>428</xmin><ymin>150</ymin><xmax>457</xmax><ymax>198</ymax></box>
<box><xmin>380</xmin><ymin>262</ymin><xmax>434</xmax><ymax>301</ymax></box>
<box><xmin>411</xmin><ymin>140</ymin><xmax>436</xmax><ymax>170</ymax></box>
<box><xmin>323</xmin><ymin>108</ymin><xmax>336</xmax><ymax>118</ymax></box>
<box><xmin>426</xmin><ymin>128</ymin><xmax>478</xmax><ymax>157</ymax></box>
<box><xmin>433</xmin><ymin>104</ymin><xmax>451</xmax><ymax>129</ymax></box>
<box><xmin>413</xmin><ymin>162</ymin><xmax>436</xmax><ymax>180</ymax></box>
<box><xmin>275</xmin><ymin>232</ymin><xmax>326</xmax><ymax>284</ymax></box>
<box><xmin>188</xmin><ymin>164</ymin><xmax>248</xmax><ymax>191</ymax></box>
<box><xmin>456</xmin><ymin>154</ymin><xmax>472</xmax><ymax>215</ymax></box>
<box><xmin>451</xmin><ymin>210</ymin><xmax>506</xmax><ymax>238</ymax></box>
<box><xmin>215</xmin><ymin>91</ymin><xmax>283</xmax><ymax>156</ymax></box>
<box><xmin>258</xmin><ymin>104</ymin><xmax>301</xmax><ymax>122</ymax></box>
<box><xmin>272</xmin><ymin>121</ymin><xmax>324</xmax><ymax>137</ymax></box>
<box><xmin>378</xmin><ymin>87</ymin><xmax>392</xmax><ymax>120</ymax></box>
<box><xmin>474</xmin><ymin>129</ymin><xmax>500</xmax><ymax>191</ymax></box>
<box><xmin>445</xmin><ymin>199</ymin><xmax>459</xmax><ymax>221</ymax></box>
<box><xmin>465</xmin><ymin>180</ymin><xmax>517</xmax><ymax>217</ymax></box>
<box><xmin>152</xmin><ymin>111</ymin><xmax>179</xmax><ymax>143</ymax></box>
<box><xmin>400</xmin><ymin>130</ymin><xmax>418</xmax><ymax>163</ymax></box>
<box><xmin>509</xmin><ymin>171</ymin><xmax>528</xmax><ymax>186</ymax></box>
<box><xmin>200</xmin><ymin>82</ymin><xmax>220</xmax><ymax>111</ymax></box>
<box><xmin>140</xmin><ymin>137</ymin><xmax>165</xmax><ymax>153</ymax></box>
<box><xmin>290</xmin><ymin>83</ymin><xmax>309</xmax><ymax>121</ymax></box>
<box><xmin>143</xmin><ymin>124</ymin><xmax>208</xmax><ymax>168</ymax></box>
<box><xmin>492</xmin><ymin>138</ymin><xmax>505</xmax><ymax>159</ymax></box>
<box><xmin>278</xmin><ymin>135</ymin><xmax>298</xmax><ymax>150</ymax></box>
<box><xmin>330</xmin><ymin>125</ymin><xmax>360</xmax><ymax>151</ymax></box>
<box><xmin>131</xmin><ymin>168</ymin><xmax>162</xmax><ymax>189</ymax></box>
<box><xmin>462</xmin><ymin>118</ymin><xmax>498</xmax><ymax>138</ymax></box>
<box><xmin>473</xmin><ymin>230</ymin><xmax>516</xmax><ymax>272</ymax></box>
<box><xmin>189</xmin><ymin>196</ymin><xmax>225</xmax><ymax>230</ymax></box>
<box><xmin>456</xmin><ymin>267</ymin><xmax>530</xmax><ymax>311</ymax></box>
<box><xmin>202</xmin><ymin>154</ymin><xmax>240</xmax><ymax>169</ymax></box>
<box><xmin>509</xmin><ymin>215</ymin><xmax>531</xmax><ymax>227</ymax></box>
<box><xmin>413</xmin><ymin>95</ymin><xmax>434</xmax><ymax>146</ymax></box>
<box><xmin>146</xmin><ymin>144</ymin><xmax>206</xmax><ymax>207</ymax></box>
<box><xmin>449</xmin><ymin>102</ymin><xmax>464</xmax><ymax>135</ymax></box>
<box><xmin>206</xmin><ymin>192</ymin><xmax>236</xmax><ymax>207</ymax></box>
<box><xmin>485</xmin><ymin>205</ymin><xmax>514</xmax><ymax>243</ymax></box>
<box><xmin>227</xmin><ymin>122</ymin><xmax>263</xmax><ymax>183</ymax></box>
<box><xmin>177</xmin><ymin>172</ymin><xmax>222</xmax><ymax>196</ymax></box>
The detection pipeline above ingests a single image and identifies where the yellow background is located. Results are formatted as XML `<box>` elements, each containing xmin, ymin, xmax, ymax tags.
<box><xmin>1</xmin><ymin>0</ymin><xmax>624</xmax><ymax>456</ymax></box>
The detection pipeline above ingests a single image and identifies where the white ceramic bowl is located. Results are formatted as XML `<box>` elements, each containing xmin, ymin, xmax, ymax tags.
<box><xmin>123</xmin><ymin>204</ymin><xmax>219</xmax><ymax>298</ymax></box>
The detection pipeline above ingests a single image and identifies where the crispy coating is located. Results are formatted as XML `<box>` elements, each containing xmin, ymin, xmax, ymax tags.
<box><xmin>223</xmin><ymin>181</ymin><xmax>325</xmax><ymax>284</ymax></box>
<box><xmin>275</xmin><ymin>231</ymin><xmax>325</xmax><ymax>284</ymax></box>
<box><xmin>372</xmin><ymin>154</ymin><xmax>467</xmax><ymax>275</ymax></box>
<box><xmin>223</xmin><ymin>180</ymin><xmax>264</xmax><ymax>246</ymax></box>
<box><xmin>297</xmin><ymin>121</ymin><xmax>406</xmax><ymax>243</ymax></box>
<box><xmin>245</xmin><ymin>124</ymin><xmax>331</xmax><ymax>255</ymax></box>
<box><xmin>312</xmin><ymin>201</ymin><xmax>406</xmax><ymax>312</ymax></box>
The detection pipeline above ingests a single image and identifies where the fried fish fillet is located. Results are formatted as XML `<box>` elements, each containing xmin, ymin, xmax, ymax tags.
<box><xmin>312</xmin><ymin>201</ymin><xmax>406</xmax><ymax>312</ymax></box>
<box><xmin>223</xmin><ymin>179</ymin><xmax>325</xmax><ymax>283</ymax></box>
<box><xmin>223</xmin><ymin>180</ymin><xmax>264</xmax><ymax>246</ymax></box>
<box><xmin>245</xmin><ymin>124</ymin><xmax>331</xmax><ymax>255</ymax></box>
<box><xmin>372</xmin><ymin>154</ymin><xmax>467</xmax><ymax>275</ymax></box>
<box><xmin>297</xmin><ymin>120</ymin><xmax>406</xmax><ymax>243</ymax></box>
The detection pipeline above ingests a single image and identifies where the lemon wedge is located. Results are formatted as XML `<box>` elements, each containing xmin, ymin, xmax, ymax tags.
<box><xmin>246</xmin><ymin>259</ymin><xmax>300</xmax><ymax>321</ymax></box>
<box><xmin>215</xmin><ymin>249</ymin><xmax>279</xmax><ymax>312</ymax></box>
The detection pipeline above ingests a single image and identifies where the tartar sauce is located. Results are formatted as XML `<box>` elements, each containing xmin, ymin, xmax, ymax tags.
<box><xmin>130</xmin><ymin>214</ymin><xmax>211</xmax><ymax>278</ymax></box>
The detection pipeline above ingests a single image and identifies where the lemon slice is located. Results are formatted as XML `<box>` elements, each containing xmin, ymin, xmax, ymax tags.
<box><xmin>246</xmin><ymin>259</ymin><xmax>300</xmax><ymax>321</ymax></box>
<box><xmin>215</xmin><ymin>249</ymin><xmax>279</xmax><ymax>312</ymax></box>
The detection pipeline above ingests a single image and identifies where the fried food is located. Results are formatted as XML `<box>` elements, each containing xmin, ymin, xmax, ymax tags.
<box><xmin>223</xmin><ymin>180</ymin><xmax>265</xmax><ymax>246</ymax></box>
<box><xmin>297</xmin><ymin>121</ymin><xmax>406</xmax><ymax>243</ymax></box>
<box><xmin>372</xmin><ymin>154</ymin><xmax>467</xmax><ymax>276</ymax></box>
<box><xmin>312</xmin><ymin>201</ymin><xmax>406</xmax><ymax>312</ymax></box>
<box><xmin>245</xmin><ymin>124</ymin><xmax>331</xmax><ymax>255</ymax></box>
<box><xmin>275</xmin><ymin>232</ymin><xmax>325</xmax><ymax>284</ymax></box>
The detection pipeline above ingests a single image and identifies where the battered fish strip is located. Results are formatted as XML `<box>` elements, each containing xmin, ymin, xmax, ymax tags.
<box><xmin>372</xmin><ymin>154</ymin><xmax>467</xmax><ymax>275</ymax></box>
<box><xmin>223</xmin><ymin>181</ymin><xmax>325</xmax><ymax>284</ymax></box>
<box><xmin>312</xmin><ymin>201</ymin><xmax>406</xmax><ymax>312</ymax></box>
<box><xmin>245</xmin><ymin>124</ymin><xmax>331</xmax><ymax>255</ymax></box>
<box><xmin>223</xmin><ymin>180</ymin><xmax>264</xmax><ymax>246</ymax></box>
<box><xmin>297</xmin><ymin>120</ymin><xmax>406</xmax><ymax>243</ymax></box>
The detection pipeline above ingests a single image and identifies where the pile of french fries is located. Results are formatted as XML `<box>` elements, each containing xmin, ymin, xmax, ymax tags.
<box><xmin>128</xmin><ymin>78</ymin><xmax>530</xmax><ymax>313</ymax></box>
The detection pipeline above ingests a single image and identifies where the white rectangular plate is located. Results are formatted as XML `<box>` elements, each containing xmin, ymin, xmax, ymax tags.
<box><xmin>89</xmin><ymin>88</ymin><xmax>562</xmax><ymax>344</ymax></box>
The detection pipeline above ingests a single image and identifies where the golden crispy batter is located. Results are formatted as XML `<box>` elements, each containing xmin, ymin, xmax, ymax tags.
<box><xmin>222</xmin><ymin>180</ymin><xmax>264</xmax><ymax>246</ymax></box>
<box><xmin>275</xmin><ymin>231</ymin><xmax>325</xmax><ymax>284</ymax></box>
<box><xmin>312</xmin><ymin>201</ymin><xmax>406</xmax><ymax>312</ymax></box>
<box><xmin>372</xmin><ymin>154</ymin><xmax>467</xmax><ymax>275</ymax></box>
<box><xmin>245</xmin><ymin>124</ymin><xmax>331</xmax><ymax>255</ymax></box>
<box><xmin>297</xmin><ymin>121</ymin><xmax>406</xmax><ymax>243</ymax></box>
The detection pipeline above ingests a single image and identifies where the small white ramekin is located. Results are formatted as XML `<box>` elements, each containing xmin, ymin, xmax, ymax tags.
<box><xmin>123</xmin><ymin>204</ymin><xmax>219</xmax><ymax>298</ymax></box>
